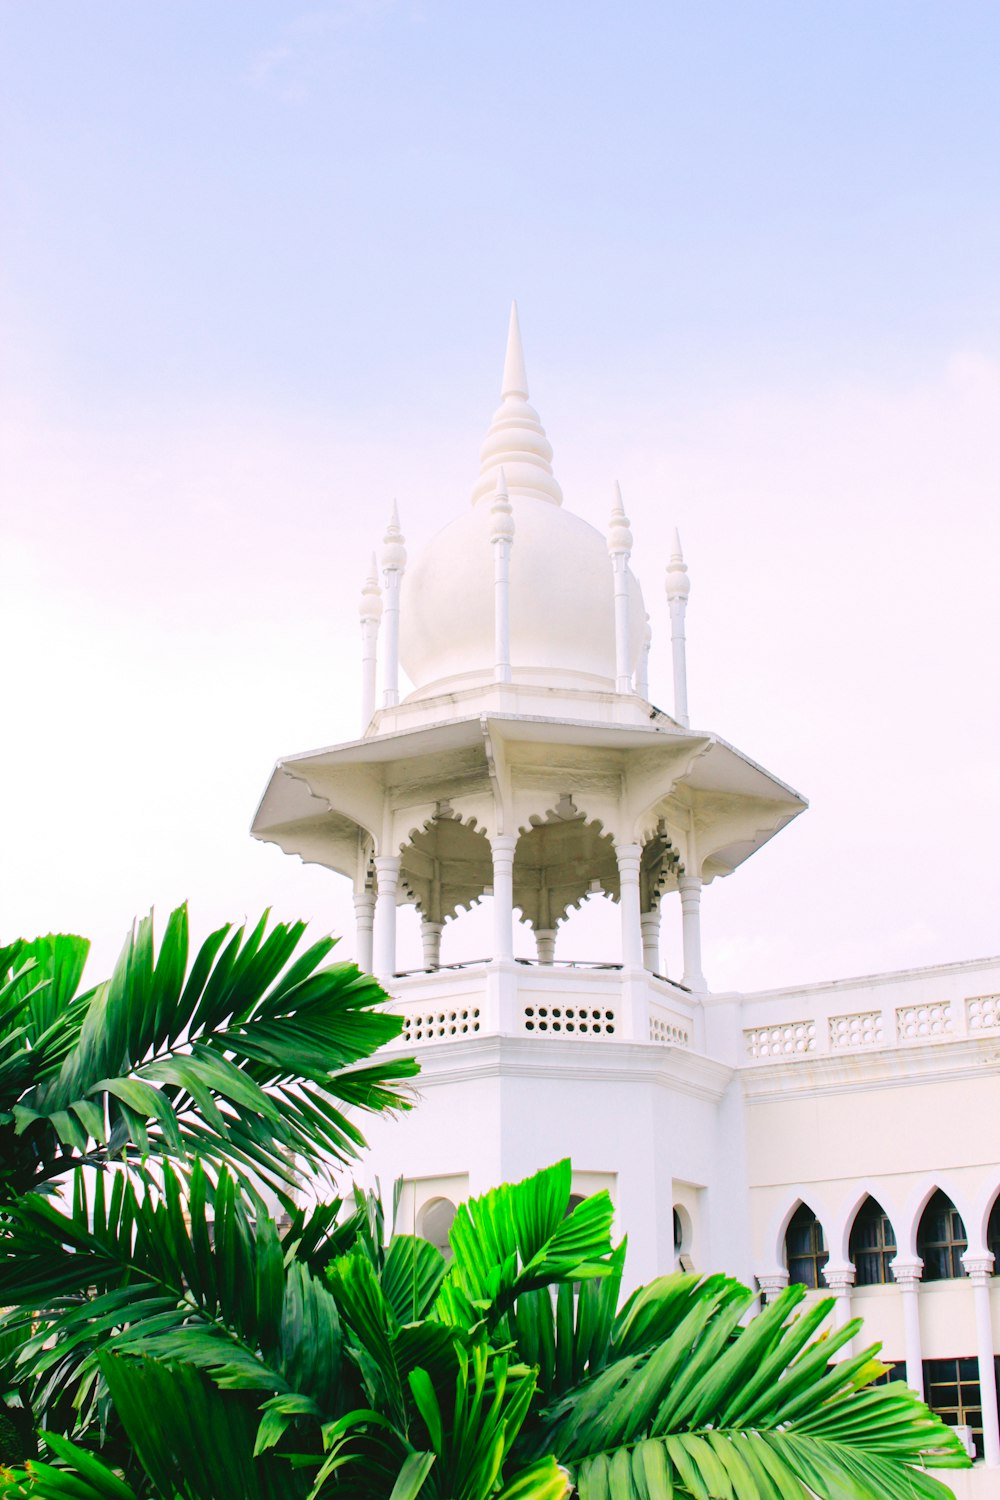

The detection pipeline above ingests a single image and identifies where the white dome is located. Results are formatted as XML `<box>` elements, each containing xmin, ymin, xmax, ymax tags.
<box><xmin>400</xmin><ymin>495</ymin><xmax>646</xmax><ymax>697</ymax></box>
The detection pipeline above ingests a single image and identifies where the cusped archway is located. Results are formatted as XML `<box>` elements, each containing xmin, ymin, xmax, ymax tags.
<box><xmin>398</xmin><ymin>808</ymin><xmax>492</xmax><ymax>967</ymax></box>
<box><xmin>513</xmin><ymin>796</ymin><xmax>618</xmax><ymax>959</ymax></box>
<box><xmin>848</xmin><ymin>1196</ymin><xmax>897</xmax><ymax>1285</ymax></box>
<box><xmin>784</xmin><ymin>1202</ymin><xmax>829</xmax><ymax>1288</ymax></box>
<box><xmin>916</xmin><ymin>1190</ymin><xmax>968</xmax><ymax>1281</ymax></box>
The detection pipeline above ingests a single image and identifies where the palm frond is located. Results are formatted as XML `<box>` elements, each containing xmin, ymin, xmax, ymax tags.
<box><xmin>3</xmin><ymin>905</ymin><xmax>417</xmax><ymax>1200</ymax></box>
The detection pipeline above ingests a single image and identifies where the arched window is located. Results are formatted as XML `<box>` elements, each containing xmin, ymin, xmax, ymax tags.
<box><xmin>987</xmin><ymin>1195</ymin><xmax>1000</xmax><ymax>1271</ymax></box>
<box><xmin>418</xmin><ymin>1197</ymin><xmax>457</xmax><ymax>1255</ymax></box>
<box><xmin>917</xmin><ymin>1191</ymin><xmax>967</xmax><ymax>1281</ymax></box>
<box><xmin>785</xmin><ymin>1204</ymin><xmax>829</xmax><ymax>1288</ymax></box>
<box><xmin>849</xmin><ymin>1197</ymin><xmax>897</xmax><ymax>1285</ymax></box>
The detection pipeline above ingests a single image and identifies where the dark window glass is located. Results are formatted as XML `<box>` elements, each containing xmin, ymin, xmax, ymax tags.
<box><xmin>923</xmin><ymin>1358</ymin><xmax>984</xmax><ymax>1459</ymax></box>
<box><xmin>917</xmin><ymin>1191</ymin><xmax>968</xmax><ymax>1281</ymax></box>
<box><xmin>673</xmin><ymin>1208</ymin><xmax>683</xmax><ymax>1253</ymax></box>
<box><xmin>987</xmin><ymin>1198</ymin><xmax>1000</xmax><ymax>1272</ymax></box>
<box><xmin>849</xmin><ymin>1197</ymin><xmax>897</xmax><ymax>1285</ymax></box>
<box><xmin>871</xmin><ymin>1363</ymin><xmax>908</xmax><ymax>1387</ymax></box>
<box><xmin>785</xmin><ymin>1204</ymin><xmax>828</xmax><ymax>1289</ymax></box>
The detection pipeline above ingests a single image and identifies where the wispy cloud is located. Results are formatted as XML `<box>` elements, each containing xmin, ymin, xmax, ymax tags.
<box><xmin>244</xmin><ymin>1</ymin><xmax>410</xmax><ymax>102</ymax></box>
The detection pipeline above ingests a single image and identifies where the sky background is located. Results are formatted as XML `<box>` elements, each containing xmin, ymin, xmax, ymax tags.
<box><xmin>2</xmin><ymin>0</ymin><xmax>998</xmax><ymax>990</ymax></box>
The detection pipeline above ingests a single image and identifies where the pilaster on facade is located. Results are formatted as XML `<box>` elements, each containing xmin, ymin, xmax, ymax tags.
<box><xmin>756</xmin><ymin>1270</ymin><xmax>790</xmax><ymax>1307</ymax></box>
<box><xmin>963</xmin><ymin>1252</ymin><xmax>1000</xmax><ymax>1467</ymax></box>
<box><xmin>890</xmin><ymin>1258</ymin><xmax>924</xmax><ymax>1399</ymax></box>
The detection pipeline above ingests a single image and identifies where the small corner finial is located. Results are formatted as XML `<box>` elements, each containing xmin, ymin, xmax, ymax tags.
<box><xmin>607</xmin><ymin>481</ymin><xmax>633</xmax><ymax>556</ymax></box>
<box><xmin>501</xmin><ymin>300</ymin><xmax>529</xmax><ymax>400</ymax></box>
<box><xmin>666</xmin><ymin>527</ymin><xmax>689</xmax><ymax>600</ymax></box>
<box><xmin>381</xmin><ymin>501</ymin><xmax>407</xmax><ymax>573</ymax></box>
<box><xmin>359</xmin><ymin>552</ymin><xmax>382</xmax><ymax>623</ymax></box>
<box><xmin>491</xmin><ymin>465</ymin><xmax>514</xmax><ymax>541</ymax></box>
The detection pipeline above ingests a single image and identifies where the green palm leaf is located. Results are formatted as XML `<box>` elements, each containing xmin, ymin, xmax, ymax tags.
<box><xmin>2</xmin><ymin>905</ymin><xmax>417</xmax><ymax>1202</ymax></box>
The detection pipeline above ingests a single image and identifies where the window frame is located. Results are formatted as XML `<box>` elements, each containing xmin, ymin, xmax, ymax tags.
<box><xmin>785</xmin><ymin>1203</ymin><xmax>829</xmax><ymax>1290</ymax></box>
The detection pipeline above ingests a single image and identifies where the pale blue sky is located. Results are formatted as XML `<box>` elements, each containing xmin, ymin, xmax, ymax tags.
<box><xmin>2</xmin><ymin>2</ymin><xmax>999</xmax><ymax>986</ymax></box>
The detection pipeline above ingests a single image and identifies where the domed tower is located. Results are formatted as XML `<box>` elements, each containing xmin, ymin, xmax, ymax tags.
<box><xmin>252</xmin><ymin>307</ymin><xmax>806</xmax><ymax>1284</ymax></box>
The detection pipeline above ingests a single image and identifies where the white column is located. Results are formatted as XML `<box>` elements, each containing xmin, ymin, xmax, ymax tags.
<box><xmin>823</xmin><ymin>1263</ymin><xmax>856</xmax><ymax>1357</ymax></box>
<box><xmin>372</xmin><ymin>855</ymin><xmax>401</xmax><ymax>984</ymax></box>
<box><xmin>678</xmin><ymin>873</ymin><xmax>707</xmax><ymax>992</ymax></box>
<box><xmin>359</xmin><ymin>556</ymin><xmax>382</xmax><ymax>730</ymax></box>
<box><xmin>607</xmin><ymin>485</ymin><xmax>633</xmax><ymax>695</ymax></box>
<box><xmin>381</xmin><ymin>503</ymin><xmax>407</xmax><ymax>709</ymax></box>
<box><xmin>353</xmin><ymin>888</ymin><xmax>375</xmax><ymax>974</ymax></box>
<box><xmin>635</xmin><ymin>614</ymin><xmax>652</xmax><ymax>699</ymax></box>
<box><xmin>616</xmin><ymin>843</ymin><xmax>643</xmax><ymax>969</ymax></box>
<box><xmin>640</xmin><ymin>910</ymin><xmax>661</xmax><ymax>973</ymax></box>
<box><xmin>665</xmin><ymin>529</ymin><xmax>690</xmax><ymax>728</ymax></box>
<box><xmin>420</xmin><ymin>920</ymin><xmax>444</xmax><ymax>970</ymax></box>
<box><xmin>491</xmin><ymin>835</ymin><xmax>517</xmax><ymax>962</ymax></box>
<box><xmin>891</xmin><ymin>1259</ymin><xmax>924</xmax><ymax>1399</ymax></box>
<box><xmin>964</xmin><ymin>1252</ymin><xmax>1000</xmax><ymax>1466</ymax></box>
<box><xmin>535</xmin><ymin>929</ymin><xmax>557</xmax><ymax>965</ymax></box>
<box><xmin>491</xmin><ymin>468</ymin><xmax>514</xmax><ymax>684</ymax></box>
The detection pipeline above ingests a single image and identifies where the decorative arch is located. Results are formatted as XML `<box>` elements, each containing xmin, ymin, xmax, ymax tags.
<box><xmin>987</xmin><ymin>1192</ymin><xmax>1000</xmax><ymax>1269</ymax></box>
<box><xmin>513</xmin><ymin>795</ymin><xmax>619</xmax><ymax>932</ymax></box>
<box><xmin>916</xmin><ymin>1189</ymin><xmax>968</xmax><ymax>1281</ymax></box>
<box><xmin>783</xmin><ymin>1201</ymin><xmax>829</xmax><ymax>1289</ymax></box>
<box><xmin>397</xmin><ymin>805</ymin><xmax>492</xmax><ymax>924</ymax></box>
<box><xmin>639</xmin><ymin>819</ymin><xmax>684</xmax><ymax>914</ymax></box>
<box><xmin>417</xmin><ymin>1196</ymin><xmax>457</xmax><ymax>1255</ymax></box>
<box><xmin>898</xmin><ymin>1177</ymin><xmax>972</xmax><ymax>1260</ymax></box>
<box><xmin>848</xmin><ymin>1195</ymin><xmax>898</xmax><ymax>1286</ymax></box>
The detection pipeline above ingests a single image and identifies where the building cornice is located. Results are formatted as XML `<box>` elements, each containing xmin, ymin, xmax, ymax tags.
<box><xmin>740</xmin><ymin>1035</ymin><xmax>1000</xmax><ymax>1102</ymax></box>
<box><xmin>402</xmin><ymin>1034</ymin><xmax>734</xmax><ymax>1103</ymax></box>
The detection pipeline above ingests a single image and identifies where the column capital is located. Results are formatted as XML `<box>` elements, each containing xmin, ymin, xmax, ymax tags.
<box><xmin>757</xmin><ymin>1270</ymin><xmax>790</xmax><ymax>1302</ymax></box>
<box><xmin>890</xmin><ymin>1257</ymin><xmax>923</xmax><ymax>1289</ymax></box>
<box><xmin>823</xmin><ymin>1261</ymin><xmax>856</xmax><ymax>1293</ymax></box>
<box><xmin>374</xmin><ymin>853</ymin><xmax>401</xmax><ymax>878</ymax></box>
<box><xmin>615</xmin><ymin>840</ymin><xmax>643</xmax><ymax>868</ymax></box>
<box><xmin>353</xmin><ymin>889</ymin><xmax>376</xmax><ymax>913</ymax></box>
<box><xmin>490</xmin><ymin>833</ymin><xmax>518</xmax><ymax>859</ymax></box>
<box><xmin>677</xmin><ymin>871</ymin><xmax>702</xmax><ymax>894</ymax></box>
<box><xmin>963</xmin><ymin>1251</ymin><xmax>995</xmax><ymax>1283</ymax></box>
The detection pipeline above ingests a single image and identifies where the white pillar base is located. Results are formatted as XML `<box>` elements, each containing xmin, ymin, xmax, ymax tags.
<box><xmin>421</xmin><ymin>920</ymin><xmax>444</xmax><ymax>970</ymax></box>
<box><xmin>353</xmin><ymin>889</ymin><xmax>375</xmax><ymax>974</ymax></box>
<box><xmin>535</xmin><ymin>928</ymin><xmax>557</xmax><ymax>965</ymax></box>
<box><xmin>640</xmin><ymin>910</ymin><xmax>661</xmax><ymax>973</ymax></box>
<box><xmin>678</xmin><ymin>874</ymin><xmax>707</xmax><ymax>992</ymax></box>
<box><xmin>373</xmin><ymin>855</ymin><xmax>401</xmax><ymax>985</ymax></box>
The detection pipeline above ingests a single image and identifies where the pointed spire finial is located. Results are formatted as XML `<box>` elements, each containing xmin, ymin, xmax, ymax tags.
<box><xmin>607</xmin><ymin>481</ymin><xmax>633</xmax><ymax>556</ymax></box>
<box><xmin>381</xmin><ymin>501</ymin><xmax>407</xmax><ymax>574</ymax></box>
<box><xmin>501</xmin><ymin>301</ymin><xmax>529</xmax><ymax>400</ymax></box>
<box><xmin>666</xmin><ymin>528</ymin><xmax>689</xmax><ymax>600</ymax></box>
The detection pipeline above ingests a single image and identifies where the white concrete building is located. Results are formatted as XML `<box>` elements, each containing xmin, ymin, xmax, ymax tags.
<box><xmin>253</xmin><ymin>307</ymin><xmax>1000</xmax><ymax>1492</ymax></box>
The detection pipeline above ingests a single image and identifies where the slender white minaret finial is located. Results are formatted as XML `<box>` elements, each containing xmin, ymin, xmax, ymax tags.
<box><xmin>665</xmin><ymin>528</ymin><xmax>690</xmax><ymax>727</ymax></box>
<box><xmin>470</xmin><ymin>303</ymin><xmax>563</xmax><ymax>506</ymax></box>
<box><xmin>502</xmin><ymin>301</ymin><xmax>529</xmax><ymax>399</ymax></box>
<box><xmin>381</xmin><ymin>502</ymin><xmax>407</xmax><ymax>709</ymax></box>
<box><xmin>359</xmin><ymin>552</ymin><xmax>382</xmax><ymax>730</ymax></box>
<box><xmin>636</xmin><ymin>613</ymin><xmax>652</xmax><ymax>700</ymax></box>
<box><xmin>491</xmin><ymin>467</ymin><xmax>514</xmax><ymax>683</ymax></box>
<box><xmin>607</xmin><ymin>482</ymin><xmax>634</xmax><ymax>694</ymax></box>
